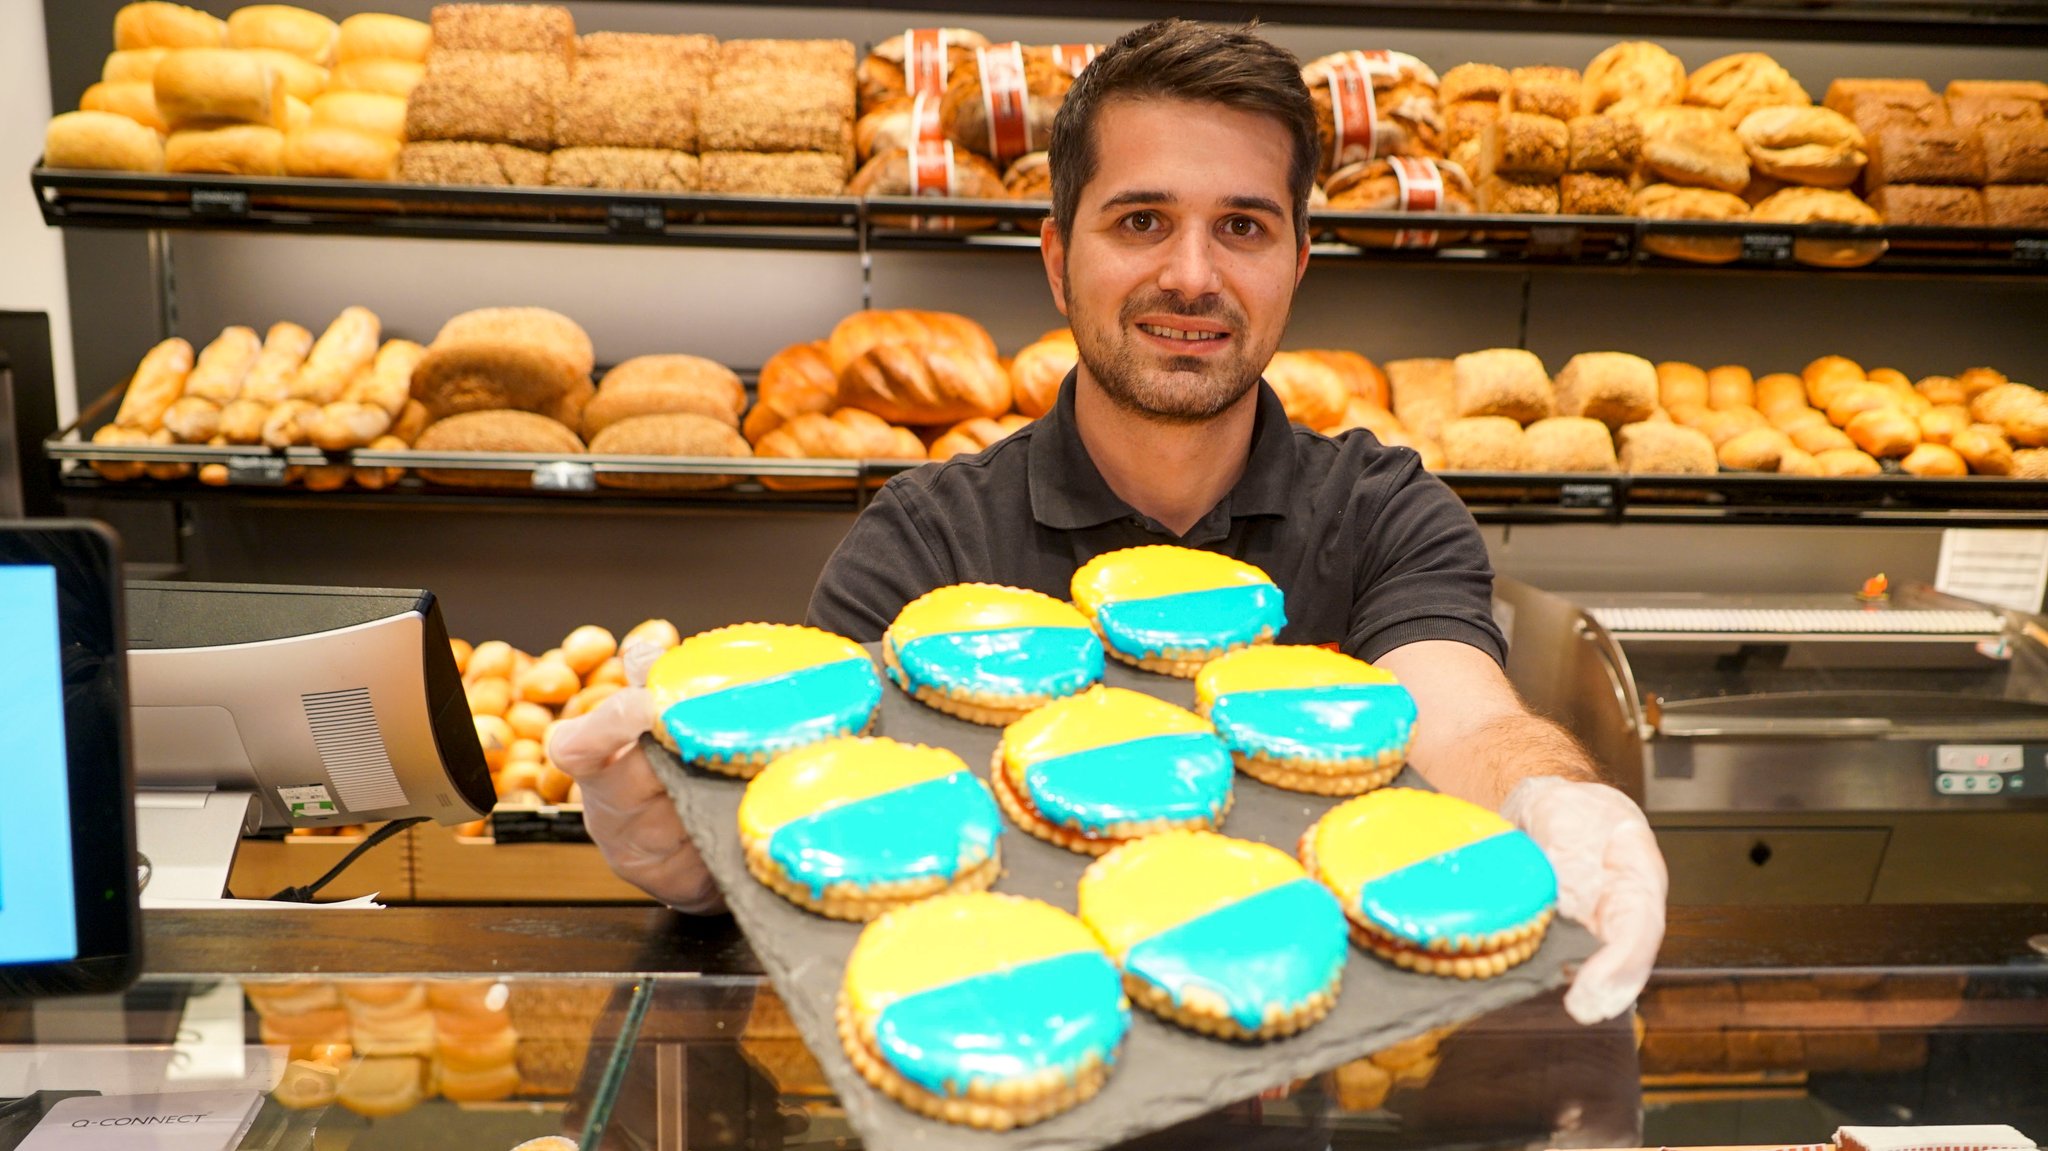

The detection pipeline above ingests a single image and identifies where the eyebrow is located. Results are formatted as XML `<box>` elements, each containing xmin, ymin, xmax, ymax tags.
<box><xmin>1095</xmin><ymin>190</ymin><xmax>1288</xmax><ymax>218</ymax></box>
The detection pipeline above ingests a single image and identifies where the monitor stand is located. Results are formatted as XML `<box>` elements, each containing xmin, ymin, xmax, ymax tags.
<box><xmin>134</xmin><ymin>790</ymin><xmax>260</xmax><ymax>906</ymax></box>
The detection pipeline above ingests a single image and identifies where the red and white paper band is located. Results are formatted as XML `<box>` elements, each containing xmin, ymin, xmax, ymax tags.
<box><xmin>1388</xmin><ymin>155</ymin><xmax>1443</xmax><ymax>248</ymax></box>
<box><xmin>903</xmin><ymin>28</ymin><xmax>948</xmax><ymax>96</ymax></box>
<box><xmin>1050</xmin><ymin>43</ymin><xmax>1099</xmax><ymax>78</ymax></box>
<box><xmin>1327</xmin><ymin>59</ymin><xmax>1380</xmax><ymax>165</ymax></box>
<box><xmin>977</xmin><ymin>42</ymin><xmax>1031</xmax><ymax>166</ymax></box>
<box><xmin>909</xmin><ymin>139</ymin><xmax>955</xmax><ymax>198</ymax></box>
<box><xmin>910</xmin><ymin>90</ymin><xmax>943</xmax><ymax>145</ymax></box>
<box><xmin>1343</xmin><ymin>49</ymin><xmax>1400</xmax><ymax>80</ymax></box>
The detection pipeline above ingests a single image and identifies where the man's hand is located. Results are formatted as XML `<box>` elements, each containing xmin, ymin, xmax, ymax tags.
<box><xmin>545</xmin><ymin>667</ymin><xmax>724</xmax><ymax>913</ymax></box>
<box><xmin>1501</xmin><ymin>777</ymin><xmax>1666</xmax><ymax>1024</ymax></box>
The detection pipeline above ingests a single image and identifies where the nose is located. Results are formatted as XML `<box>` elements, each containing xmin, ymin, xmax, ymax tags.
<box><xmin>1156</xmin><ymin>224</ymin><xmax>1222</xmax><ymax>300</ymax></box>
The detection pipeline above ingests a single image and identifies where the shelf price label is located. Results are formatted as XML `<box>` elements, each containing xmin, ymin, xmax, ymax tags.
<box><xmin>606</xmin><ymin>201</ymin><xmax>665</xmax><ymax>235</ymax></box>
<box><xmin>225</xmin><ymin>455</ymin><xmax>287</xmax><ymax>485</ymax></box>
<box><xmin>190</xmin><ymin>188</ymin><xmax>250</xmax><ymax>217</ymax></box>
<box><xmin>1559</xmin><ymin>482</ymin><xmax>1616</xmax><ymax>509</ymax></box>
<box><xmin>2013</xmin><ymin>237</ymin><xmax>2048</xmax><ymax>264</ymax></box>
<box><xmin>531</xmin><ymin>461</ymin><xmax>596</xmax><ymax>491</ymax></box>
<box><xmin>1740</xmin><ymin>230</ymin><xmax>1796</xmax><ymax>266</ymax></box>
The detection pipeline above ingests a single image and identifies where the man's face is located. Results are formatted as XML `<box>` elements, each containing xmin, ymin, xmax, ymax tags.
<box><xmin>1044</xmin><ymin>96</ymin><xmax>1310</xmax><ymax>424</ymax></box>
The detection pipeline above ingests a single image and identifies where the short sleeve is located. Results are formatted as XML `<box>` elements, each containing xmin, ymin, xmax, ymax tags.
<box><xmin>805</xmin><ymin>481</ymin><xmax>957</xmax><ymax>642</ymax></box>
<box><xmin>1343</xmin><ymin>462</ymin><xmax>1507</xmax><ymax>666</ymax></box>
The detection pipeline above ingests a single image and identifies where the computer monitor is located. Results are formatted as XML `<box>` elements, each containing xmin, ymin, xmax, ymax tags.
<box><xmin>125</xmin><ymin>581</ymin><xmax>497</xmax><ymax>902</ymax></box>
<box><xmin>0</xmin><ymin>520</ymin><xmax>140</xmax><ymax>998</ymax></box>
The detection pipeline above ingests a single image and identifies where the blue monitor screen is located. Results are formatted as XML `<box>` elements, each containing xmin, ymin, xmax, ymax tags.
<box><xmin>0</xmin><ymin>565</ymin><xmax>80</xmax><ymax>964</ymax></box>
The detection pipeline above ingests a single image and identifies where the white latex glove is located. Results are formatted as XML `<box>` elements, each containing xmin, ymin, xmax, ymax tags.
<box><xmin>545</xmin><ymin>644</ymin><xmax>723</xmax><ymax>913</ymax></box>
<box><xmin>1499</xmin><ymin>776</ymin><xmax>1667</xmax><ymax>1025</ymax></box>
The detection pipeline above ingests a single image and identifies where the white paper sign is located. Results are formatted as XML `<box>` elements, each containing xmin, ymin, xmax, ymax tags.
<box><xmin>1935</xmin><ymin>528</ymin><xmax>2048</xmax><ymax>614</ymax></box>
<box><xmin>19</xmin><ymin>1090</ymin><xmax>262</xmax><ymax>1151</ymax></box>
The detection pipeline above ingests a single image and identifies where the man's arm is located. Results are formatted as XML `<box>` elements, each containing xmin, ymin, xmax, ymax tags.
<box><xmin>806</xmin><ymin>481</ymin><xmax>957</xmax><ymax>640</ymax></box>
<box><xmin>1375</xmin><ymin>639</ymin><xmax>1599</xmax><ymax>807</ymax></box>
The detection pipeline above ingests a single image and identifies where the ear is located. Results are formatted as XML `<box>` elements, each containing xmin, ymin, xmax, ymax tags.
<box><xmin>1041</xmin><ymin>217</ymin><xmax>1071</xmax><ymax>318</ymax></box>
<box><xmin>1294</xmin><ymin>230</ymin><xmax>1311</xmax><ymax>287</ymax></box>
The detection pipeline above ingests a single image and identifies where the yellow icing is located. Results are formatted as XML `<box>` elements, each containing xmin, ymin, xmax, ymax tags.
<box><xmin>1311</xmin><ymin>788</ymin><xmax>1515</xmax><ymax>895</ymax></box>
<box><xmin>1194</xmin><ymin>645</ymin><xmax>1399</xmax><ymax>709</ymax></box>
<box><xmin>999</xmin><ymin>685</ymin><xmax>1213</xmax><ymax>780</ymax></box>
<box><xmin>646</xmin><ymin>623</ymin><xmax>867</xmax><ymax>701</ymax></box>
<box><xmin>1077</xmin><ymin>832</ymin><xmax>1307</xmax><ymax>959</ymax></box>
<box><xmin>1070</xmin><ymin>546</ymin><xmax>1277</xmax><ymax>616</ymax></box>
<box><xmin>887</xmin><ymin>583</ymin><xmax>1091</xmax><ymax>646</ymax></box>
<box><xmin>845</xmin><ymin>893</ymin><xmax>1101</xmax><ymax>1014</ymax></box>
<box><xmin>737</xmin><ymin>737</ymin><xmax>970</xmax><ymax>838</ymax></box>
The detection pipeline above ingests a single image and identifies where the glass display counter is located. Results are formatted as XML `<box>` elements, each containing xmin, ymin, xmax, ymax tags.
<box><xmin>3</xmin><ymin>907</ymin><xmax>2041</xmax><ymax>1150</ymax></box>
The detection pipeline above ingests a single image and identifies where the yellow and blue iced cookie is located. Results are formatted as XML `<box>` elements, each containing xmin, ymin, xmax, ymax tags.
<box><xmin>1078</xmin><ymin>831</ymin><xmax>1347</xmax><ymax>1040</ymax></box>
<box><xmin>1195</xmin><ymin>645</ymin><xmax>1418</xmax><ymax>795</ymax></box>
<box><xmin>1070</xmin><ymin>545</ymin><xmax>1286</xmax><ymax>677</ymax></box>
<box><xmin>992</xmin><ymin>685</ymin><xmax>1234</xmax><ymax>855</ymax></box>
<box><xmin>882</xmin><ymin>584</ymin><xmax>1105</xmax><ymax>726</ymax></box>
<box><xmin>647</xmin><ymin>623</ymin><xmax>882</xmax><ymax>778</ymax></box>
<box><xmin>1302</xmin><ymin>788</ymin><xmax>1557</xmax><ymax>979</ymax></box>
<box><xmin>737</xmin><ymin>737</ymin><xmax>1002</xmax><ymax>920</ymax></box>
<box><xmin>839</xmin><ymin>892</ymin><xmax>1129</xmax><ymax>1130</ymax></box>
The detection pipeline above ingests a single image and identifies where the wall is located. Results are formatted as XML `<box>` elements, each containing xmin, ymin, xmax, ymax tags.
<box><xmin>5</xmin><ymin>0</ymin><xmax>74</xmax><ymax>422</ymax></box>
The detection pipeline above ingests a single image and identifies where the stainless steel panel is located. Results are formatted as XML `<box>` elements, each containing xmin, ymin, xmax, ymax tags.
<box><xmin>1656</xmin><ymin>827</ymin><xmax>1890</xmax><ymax>906</ymax></box>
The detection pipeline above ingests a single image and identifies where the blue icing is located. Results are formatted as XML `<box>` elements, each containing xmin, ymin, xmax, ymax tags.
<box><xmin>1123</xmin><ymin>879</ymin><xmax>1348</xmax><ymax>1030</ymax></box>
<box><xmin>765</xmin><ymin>773</ymin><xmax>1001</xmax><ymax>898</ymax></box>
<box><xmin>1210</xmin><ymin>684</ymin><xmax>1418</xmax><ymax>762</ymax></box>
<box><xmin>660</xmin><ymin>657</ymin><xmax>881</xmax><ymax>764</ymax></box>
<box><xmin>1357</xmin><ymin>831</ymin><xmax>1559</xmax><ymax>946</ymax></box>
<box><xmin>874</xmin><ymin>950</ymin><xmax>1129</xmax><ymax>1097</ymax></box>
<box><xmin>892</xmin><ymin>626</ymin><xmax>1104</xmax><ymax>700</ymax></box>
<box><xmin>1095</xmin><ymin>584</ymin><xmax>1286</xmax><ymax>657</ymax></box>
<box><xmin>1023</xmin><ymin>732</ymin><xmax>1233</xmax><ymax>834</ymax></box>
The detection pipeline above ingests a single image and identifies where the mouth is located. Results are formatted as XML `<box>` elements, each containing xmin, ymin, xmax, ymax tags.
<box><xmin>1133</xmin><ymin>320</ymin><xmax>1232</xmax><ymax>354</ymax></box>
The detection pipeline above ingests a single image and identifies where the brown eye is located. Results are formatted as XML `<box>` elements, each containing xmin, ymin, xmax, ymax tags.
<box><xmin>1124</xmin><ymin>211</ymin><xmax>1157</xmax><ymax>232</ymax></box>
<box><xmin>1225</xmin><ymin>216</ymin><xmax>1262</xmax><ymax>238</ymax></box>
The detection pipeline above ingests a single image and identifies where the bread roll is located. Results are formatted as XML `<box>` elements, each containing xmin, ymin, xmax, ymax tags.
<box><xmin>305</xmin><ymin>401</ymin><xmax>391</xmax><ymax>451</ymax></box>
<box><xmin>1969</xmin><ymin>382</ymin><xmax>2040</xmax><ymax>425</ymax></box>
<box><xmin>184</xmin><ymin>325</ymin><xmax>261</xmax><ymax>404</ymax></box>
<box><xmin>1264</xmin><ymin>351</ymin><xmax>1348</xmax><ymax>430</ymax></box>
<box><xmin>744</xmin><ymin>340</ymin><xmax>837</xmax><ymax>444</ymax></box>
<box><xmin>1825</xmin><ymin>382</ymin><xmax>1896</xmax><ymax>428</ymax></box>
<box><xmin>1452</xmin><ymin>348</ymin><xmax>1552</xmax><ymax>424</ymax></box>
<box><xmin>1823</xmin><ymin>78</ymin><xmax>1935</xmax><ymax>117</ymax></box>
<box><xmin>1554</xmin><ymin>352</ymin><xmax>1657</xmax><ymax>430</ymax></box>
<box><xmin>330</xmin><ymin>58</ymin><xmax>424</xmax><ymax>98</ymax></box>
<box><xmin>336</xmin><ymin>1056</ymin><xmax>424</xmax><ymax>1119</ymax></box>
<box><xmin>1582</xmin><ymin>41</ymin><xmax>1686</xmax><ymax>117</ymax></box>
<box><xmin>1008</xmin><ymin>329</ymin><xmax>1077</xmax><ymax>420</ymax></box>
<box><xmin>339</xmin><ymin>13</ymin><xmax>431</xmax><ymax>63</ymax></box>
<box><xmin>1385</xmin><ymin>358</ymin><xmax>1456</xmax><ymax>440</ymax></box>
<box><xmin>1524</xmin><ymin>416</ymin><xmax>1617</xmax><ymax>472</ymax></box>
<box><xmin>1440</xmin><ymin>416</ymin><xmax>1530</xmax><ymax>471</ymax></box>
<box><xmin>284</xmin><ymin>125</ymin><xmax>399</xmax><ymax>179</ymax></box>
<box><xmin>103</xmin><ymin>47</ymin><xmax>171</xmax><ymax>85</ymax></box>
<box><xmin>1699</xmin><ymin>406</ymin><xmax>1769</xmax><ymax>447</ymax></box>
<box><xmin>292</xmin><ymin>307</ymin><xmax>381</xmax><ymax>404</ymax></box>
<box><xmin>1685</xmin><ymin>53</ymin><xmax>1810</xmax><ymax>126</ymax></box>
<box><xmin>113</xmin><ymin>338</ymin><xmax>195</xmax><ymax>432</ymax></box>
<box><xmin>240</xmin><ymin>321</ymin><xmax>314</xmax><ymax>404</ymax></box>
<box><xmin>1950</xmin><ymin>424</ymin><xmax>2014</xmax><ymax>475</ymax></box>
<box><xmin>1756</xmin><ymin>372</ymin><xmax>1809</xmax><ymax>416</ymax></box>
<box><xmin>1297</xmin><ymin>350</ymin><xmax>1390</xmax><ymax>410</ymax></box>
<box><xmin>1791</xmin><ymin>423</ymin><xmax>1856</xmax><ymax>455</ymax></box>
<box><xmin>1776</xmin><ymin>446</ymin><xmax>1821</xmax><ymax>475</ymax></box>
<box><xmin>1813</xmin><ymin>447</ymin><xmax>1882</xmax><ymax>476</ymax></box>
<box><xmin>1736</xmin><ymin>106</ymin><xmax>1867</xmax><ymax>187</ymax></box>
<box><xmin>1444</xmin><ymin>101</ymin><xmax>1500</xmax><ymax>154</ymax></box>
<box><xmin>1867</xmin><ymin>126</ymin><xmax>1988</xmax><ymax>187</ymax></box>
<box><xmin>430</xmin><ymin>3</ymin><xmax>576</xmax><ymax>57</ymax></box>
<box><xmin>80</xmin><ymin>80</ymin><xmax>167</xmax><ymax>132</ymax></box>
<box><xmin>1718</xmin><ymin>426</ymin><xmax>1792</xmax><ymax>471</ymax></box>
<box><xmin>2013</xmin><ymin>448</ymin><xmax>2048</xmax><ymax>479</ymax></box>
<box><xmin>217</xmin><ymin>399</ymin><xmax>268</xmax><ymax>444</ymax></box>
<box><xmin>1917</xmin><ymin>404</ymin><xmax>1972</xmax><ymax>445</ymax></box>
<box><xmin>309</xmin><ymin>91</ymin><xmax>406</xmax><ymax>140</ymax></box>
<box><xmin>88</xmin><ymin>425</ymin><xmax>149</xmax><ymax>481</ymax></box>
<box><xmin>414</xmin><ymin>411</ymin><xmax>586</xmax><ymax>488</ymax></box>
<box><xmin>228</xmin><ymin>6</ymin><xmax>339</xmax><ymax>66</ymax></box>
<box><xmin>1846</xmin><ymin>407</ymin><xmax>1921</xmax><ymax>457</ymax></box>
<box><xmin>1506</xmin><ymin>66</ymin><xmax>1581</xmax><ymax>121</ymax></box>
<box><xmin>1771</xmin><ymin>406</ymin><xmax>1829</xmax><ymax>434</ymax></box>
<box><xmin>343</xmin><ymin>339</ymin><xmax>427</xmax><ymax>418</ymax></box>
<box><xmin>1803</xmin><ymin>355</ymin><xmax>1866</xmax><ymax>408</ymax></box>
<box><xmin>43</xmin><ymin>110</ymin><xmax>165</xmax><ymax>172</ymax></box>
<box><xmin>582</xmin><ymin>356</ymin><xmax>746</xmax><ymax>438</ymax></box>
<box><xmin>405</xmin><ymin>50</ymin><xmax>566</xmax><ymax>151</ymax></box>
<box><xmin>754</xmin><ymin>408</ymin><xmax>924</xmax><ymax>491</ymax></box>
<box><xmin>1486</xmin><ymin>112</ymin><xmax>1568</xmax><ymax>178</ymax></box>
<box><xmin>1639</xmin><ymin>106</ymin><xmax>1750</xmax><ymax>192</ymax></box>
<box><xmin>154</xmin><ymin>48</ymin><xmax>288</xmax><ymax>129</ymax></box>
<box><xmin>1657</xmin><ymin>361</ymin><xmax>1709</xmax><ymax>409</ymax></box>
<box><xmin>587</xmin><ymin>413</ymin><xmax>751</xmax><ymax>491</ymax></box>
<box><xmin>1704</xmin><ymin>365</ymin><xmax>1756</xmax><ymax>410</ymax></box>
<box><xmin>115</xmin><ymin>3</ymin><xmax>227</xmax><ymax>50</ymax></box>
<box><xmin>261</xmin><ymin>398</ymin><xmax>317</xmax><ymax>448</ymax></box>
<box><xmin>837</xmin><ymin>342</ymin><xmax>1011</xmax><ymax>426</ymax></box>
<box><xmin>1900</xmin><ymin>443</ymin><xmax>1967</xmax><ymax>477</ymax></box>
<box><xmin>929</xmin><ymin>414</ymin><xmax>1032</xmax><ymax>462</ymax></box>
<box><xmin>1619</xmin><ymin>421</ymin><xmax>1718</xmax><ymax>474</ymax></box>
<box><xmin>1440</xmin><ymin>63</ymin><xmax>1511</xmax><ymax>106</ymax></box>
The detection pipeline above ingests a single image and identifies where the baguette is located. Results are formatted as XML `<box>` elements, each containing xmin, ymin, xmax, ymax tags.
<box><xmin>262</xmin><ymin>398</ymin><xmax>319</xmax><ymax>448</ymax></box>
<box><xmin>290</xmin><ymin>307</ymin><xmax>381</xmax><ymax>403</ymax></box>
<box><xmin>306</xmin><ymin>401</ymin><xmax>392</xmax><ymax>451</ymax></box>
<box><xmin>184</xmin><ymin>325</ymin><xmax>262</xmax><ymax>404</ymax></box>
<box><xmin>217</xmin><ymin>399</ymin><xmax>270</xmax><ymax>444</ymax></box>
<box><xmin>346</xmin><ymin>339</ymin><xmax>427</xmax><ymax>417</ymax></box>
<box><xmin>240</xmin><ymin>321</ymin><xmax>315</xmax><ymax>404</ymax></box>
<box><xmin>114</xmin><ymin>338</ymin><xmax>195</xmax><ymax>432</ymax></box>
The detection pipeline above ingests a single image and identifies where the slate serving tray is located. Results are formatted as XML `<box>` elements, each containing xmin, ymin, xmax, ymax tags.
<box><xmin>648</xmin><ymin>651</ymin><xmax>1595</xmax><ymax>1151</ymax></box>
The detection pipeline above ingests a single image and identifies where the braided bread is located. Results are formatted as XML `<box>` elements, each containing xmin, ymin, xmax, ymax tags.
<box><xmin>838</xmin><ymin>341</ymin><xmax>1011</xmax><ymax>425</ymax></box>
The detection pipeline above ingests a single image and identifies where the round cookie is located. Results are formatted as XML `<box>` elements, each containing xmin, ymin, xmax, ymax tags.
<box><xmin>883</xmin><ymin>583</ymin><xmax>1105</xmax><ymax>726</ymax></box>
<box><xmin>993</xmin><ymin>685</ymin><xmax>1235</xmax><ymax>855</ymax></box>
<box><xmin>1069</xmin><ymin>545</ymin><xmax>1286</xmax><ymax>677</ymax></box>
<box><xmin>1078</xmin><ymin>831</ymin><xmax>1347</xmax><ymax>1040</ymax></box>
<box><xmin>1302</xmin><ymin>788</ymin><xmax>1557</xmax><ymax>979</ymax></box>
<box><xmin>1194</xmin><ymin>645</ymin><xmax>1419</xmax><ymax>795</ymax></box>
<box><xmin>840</xmin><ymin>892</ymin><xmax>1130</xmax><ymax>1131</ymax></box>
<box><xmin>738</xmin><ymin>736</ymin><xmax>1002</xmax><ymax>920</ymax></box>
<box><xmin>647</xmin><ymin>623</ymin><xmax>882</xmax><ymax>778</ymax></box>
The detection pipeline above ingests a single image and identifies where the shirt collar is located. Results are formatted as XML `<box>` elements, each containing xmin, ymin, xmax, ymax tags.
<box><xmin>1027</xmin><ymin>369</ymin><xmax>1300</xmax><ymax>531</ymax></box>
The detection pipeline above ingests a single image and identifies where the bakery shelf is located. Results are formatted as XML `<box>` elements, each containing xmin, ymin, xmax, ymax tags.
<box><xmin>38</xmin><ymin>167</ymin><xmax>2048</xmax><ymax>278</ymax></box>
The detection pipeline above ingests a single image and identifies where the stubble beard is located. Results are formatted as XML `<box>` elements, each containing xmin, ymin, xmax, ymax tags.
<box><xmin>1064</xmin><ymin>264</ymin><xmax>1267</xmax><ymax>426</ymax></box>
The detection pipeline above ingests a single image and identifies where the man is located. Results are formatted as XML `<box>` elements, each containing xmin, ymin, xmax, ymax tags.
<box><xmin>552</xmin><ymin>19</ymin><xmax>1666</xmax><ymax>1027</ymax></box>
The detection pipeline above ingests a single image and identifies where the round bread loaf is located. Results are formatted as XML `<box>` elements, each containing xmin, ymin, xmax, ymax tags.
<box><xmin>1618</xmin><ymin>421</ymin><xmax>1718</xmax><ymax>474</ymax></box>
<box><xmin>414</xmin><ymin>411</ymin><xmax>584</xmax><ymax>487</ymax></box>
<box><xmin>1524</xmin><ymin>416</ymin><xmax>1618</xmax><ymax>472</ymax></box>
<box><xmin>1324</xmin><ymin>158</ymin><xmax>1477</xmax><ymax>247</ymax></box>
<box><xmin>1300</xmin><ymin>350</ymin><xmax>1390</xmax><ymax>410</ymax></box>
<box><xmin>1633</xmin><ymin>184</ymin><xmax>1750</xmax><ymax>263</ymax></box>
<box><xmin>1264</xmin><ymin>351</ymin><xmax>1349</xmax><ymax>430</ymax></box>
<box><xmin>1003</xmin><ymin>151</ymin><xmax>1051</xmax><ymax>199</ymax></box>
<box><xmin>1554</xmin><ymin>352</ymin><xmax>1658</xmax><ymax>430</ymax></box>
<box><xmin>588</xmin><ymin>413</ymin><xmax>751</xmax><ymax>491</ymax></box>
<box><xmin>939</xmin><ymin>45</ymin><xmax>1071</xmax><ymax>164</ymax></box>
<box><xmin>1582</xmin><ymin>41</ymin><xmax>1687</xmax><ymax>117</ymax></box>
<box><xmin>1639</xmin><ymin>106</ymin><xmax>1750</xmax><ymax>192</ymax></box>
<box><xmin>1737</xmin><ymin>106</ymin><xmax>1868</xmax><ymax>188</ymax></box>
<box><xmin>1751</xmin><ymin>187</ymin><xmax>1886</xmax><ymax>268</ymax></box>
<box><xmin>1009</xmin><ymin>329</ymin><xmax>1077</xmax><ymax>419</ymax></box>
<box><xmin>1440</xmin><ymin>416</ymin><xmax>1531</xmax><ymax>471</ymax></box>
<box><xmin>44</xmin><ymin>110</ymin><xmax>166</xmax><ymax>172</ymax></box>
<box><xmin>585</xmin><ymin>355</ymin><xmax>746</xmax><ymax>438</ymax></box>
<box><xmin>412</xmin><ymin>308</ymin><xmax>595</xmax><ymax>422</ymax></box>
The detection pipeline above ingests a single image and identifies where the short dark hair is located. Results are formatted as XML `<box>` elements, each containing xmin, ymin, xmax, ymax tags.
<box><xmin>1048</xmin><ymin>20</ymin><xmax>1317</xmax><ymax>246</ymax></box>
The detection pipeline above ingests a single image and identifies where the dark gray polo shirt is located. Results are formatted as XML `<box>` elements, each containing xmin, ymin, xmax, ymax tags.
<box><xmin>806</xmin><ymin>373</ymin><xmax>1507</xmax><ymax>665</ymax></box>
